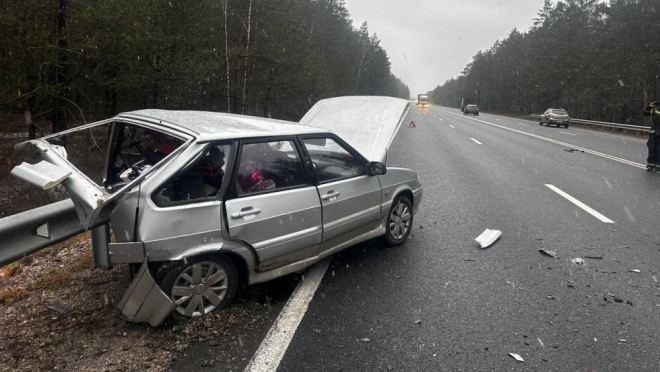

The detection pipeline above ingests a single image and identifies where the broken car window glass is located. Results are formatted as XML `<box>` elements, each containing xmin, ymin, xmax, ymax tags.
<box><xmin>44</xmin><ymin>122</ymin><xmax>184</xmax><ymax>193</ymax></box>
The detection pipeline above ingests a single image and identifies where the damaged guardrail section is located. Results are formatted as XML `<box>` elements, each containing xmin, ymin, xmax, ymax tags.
<box><xmin>0</xmin><ymin>199</ymin><xmax>85</xmax><ymax>267</ymax></box>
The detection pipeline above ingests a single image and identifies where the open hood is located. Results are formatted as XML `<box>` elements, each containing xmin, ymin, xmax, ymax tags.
<box><xmin>300</xmin><ymin>96</ymin><xmax>411</xmax><ymax>162</ymax></box>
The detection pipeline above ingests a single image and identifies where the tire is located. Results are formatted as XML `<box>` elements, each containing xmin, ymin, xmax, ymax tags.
<box><xmin>160</xmin><ymin>255</ymin><xmax>238</xmax><ymax>319</ymax></box>
<box><xmin>539</xmin><ymin>121</ymin><xmax>543</xmax><ymax>126</ymax></box>
<box><xmin>382</xmin><ymin>195</ymin><xmax>413</xmax><ymax>247</ymax></box>
<box><xmin>564</xmin><ymin>124</ymin><xmax>569</xmax><ymax>129</ymax></box>
<box><xmin>475</xmin><ymin>113</ymin><xmax>479</xmax><ymax>116</ymax></box>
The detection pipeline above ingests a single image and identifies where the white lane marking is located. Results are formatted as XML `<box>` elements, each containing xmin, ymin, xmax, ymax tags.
<box><xmin>449</xmin><ymin>125</ymin><xmax>455</xmax><ymax>129</ymax></box>
<box><xmin>560</xmin><ymin>131</ymin><xmax>576</xmax><ymax>136</ymax></box>
<box><xmin>545</xmin><ymin>184</ymin><xmax>615</xmax><ymax>223</ymax></box>
<box><xmin>470</xmin><ymin>138</ymin><xmax>483</xmax><ymax>145</ymax></box>
<box><xmin>245</xmin><ymin>259</ymin><xmax>331</xmax><ymax>372</ymax></box>
<box><xmin>438</xmin><ymin>109</ymin><xmax>646</xmax><ymax>169</ymax></box>
<box><xmin>438</xmin><ymin>118</ymin><xmax>444</xmax><ymax>122</ymax></box>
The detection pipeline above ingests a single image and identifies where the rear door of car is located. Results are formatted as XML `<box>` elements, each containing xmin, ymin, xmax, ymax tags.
<box><xmin>11</xmin><ymin>120</ymin><xmax>191</xmax><ymax>230</ymax></box>
<box><xmin>300</xmin><ymin>135</ymin><xmax>382</xmax><ymax>246</ymax></box>
<box><xmin>224</xmin><ymin>138</ymin><xmax>323</xmax><ymax>269</ymax></box>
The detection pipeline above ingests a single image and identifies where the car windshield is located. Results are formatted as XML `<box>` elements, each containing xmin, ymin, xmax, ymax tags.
<box><xmin>2</xmin><ymin>0</ymin><xmax>659</xmax><ymax>370</ymax></box>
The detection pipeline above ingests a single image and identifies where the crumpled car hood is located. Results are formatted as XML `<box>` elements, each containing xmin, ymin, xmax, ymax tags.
<box><xmin>300</xmin><ymin>96</ymin><xmax>411</xmax><ymax>162</ymax></box>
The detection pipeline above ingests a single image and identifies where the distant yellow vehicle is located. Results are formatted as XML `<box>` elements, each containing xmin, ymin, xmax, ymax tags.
<box><xmin>417</xmin><ymin>94</ymin><xmax>429</xmax><ymax>109</ymax></box>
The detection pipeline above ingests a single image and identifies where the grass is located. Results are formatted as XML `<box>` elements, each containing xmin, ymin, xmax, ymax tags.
<box><xmin>0</xmin><ymin>286</ymin><xmax>28</xmax><ymax>304</ymax></box>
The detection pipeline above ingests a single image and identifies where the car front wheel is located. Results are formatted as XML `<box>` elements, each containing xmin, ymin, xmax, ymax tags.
<box><xmin>383</xmin><ymin>195</ymin><xmax>413</xmax><ymax>246</ymax></box>
<box><xmin>160</xmin><ymin>255</ymin><xmax>238</xmax><ymax>319</ymax></box>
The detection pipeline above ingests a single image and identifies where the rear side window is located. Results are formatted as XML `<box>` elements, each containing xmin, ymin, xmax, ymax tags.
<box><xmin>153</xmin><ymin>143</ymin><xmax>232</xmax><ymax>206</ymax></box>
<box><xmin>233</xmin><ymin>140</ymin><xmax>309</xmax><ymax>196</ymax></box>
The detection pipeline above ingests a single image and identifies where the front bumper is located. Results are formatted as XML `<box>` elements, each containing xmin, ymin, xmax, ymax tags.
<box><xmin>118</xmin><ymin>259</ymin><xmax>175</xmax><ymax>326</ymax></box>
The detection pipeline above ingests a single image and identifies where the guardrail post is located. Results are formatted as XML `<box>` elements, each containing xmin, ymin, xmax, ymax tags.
<box><xmin>92</xmin><ymin>224</ymin><xmax>112</xmax><ymax>269</ymax></box>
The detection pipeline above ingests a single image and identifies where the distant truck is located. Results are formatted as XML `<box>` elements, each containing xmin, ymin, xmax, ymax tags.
<box><xmin>417</xmin><ymin>94</ymin><xmax>429</xmax><ymax>109</ymax></box>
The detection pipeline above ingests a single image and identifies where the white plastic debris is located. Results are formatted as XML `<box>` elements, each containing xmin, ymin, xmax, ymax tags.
<box><xmin>571</xmin><ymin>258</ymin><xmax>585</xmax><ymax>265</ymax></box>
<box><xmin>539</xmin><ymin>249</ymin><xmax>557</xmax><ymax>258</ymax></box>
<box><xmin>475</xmin><ymin>229</ymin><xmax>502</xmax><ymax>248</ymax></box>
<box><xmin>629</xmin><ymin>269</ymin><xmax>641</xmax><ymax>273</ymax></box>
<box><xmin>361</xmin><ymin>338</ymin><xmax>370</xmax><ymax>342</ymax></box>
<box><xmin>508</xmin><ymin>353</ymin><xmax>525</xmax><ymax>362</ymax></box>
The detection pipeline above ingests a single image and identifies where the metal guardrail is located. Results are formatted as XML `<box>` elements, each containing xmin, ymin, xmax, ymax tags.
<box><xmin>528</xmin><ymin>114</ymin><xmax>650</xmax><ymax>132</ymax></box>
<box><xmin>0</xmin><ymin>199</ymin><xmax>111</xmax><ymax>268</ymax></box>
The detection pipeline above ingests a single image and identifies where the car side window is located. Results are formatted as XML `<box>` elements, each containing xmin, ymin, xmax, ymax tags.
<box><xmin>234</xmin><ymin>140</ymin><xmax>309</xmax><ymax>196</ymax></box>
<box><xmin>302</xmin><ymin>137</ymin><xmax>366</xmax><ymax>183</ymax></box>
<box><xmin>153</xmin><ymin>143</ymin><xmax>231</xmax><ymax>206</ymax></box>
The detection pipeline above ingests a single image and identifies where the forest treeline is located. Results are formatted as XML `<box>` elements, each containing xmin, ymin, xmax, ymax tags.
<box><xmin>431</xmin><ymin>0</ymin><xmax>660</xmax><ymax>125</ymax></box>
<box><xmin>0</xmin><ymin>0</ymin><xmax>410</xmax><ymax>135</ymax></box>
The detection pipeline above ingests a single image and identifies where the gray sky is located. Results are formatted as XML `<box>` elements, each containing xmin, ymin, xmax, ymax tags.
<box><xmin>343</xmin><ymin>0</ymin><xmax>546</xmax><ymax>96</ymax></box>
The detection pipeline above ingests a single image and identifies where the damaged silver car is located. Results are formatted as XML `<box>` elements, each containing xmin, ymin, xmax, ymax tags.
<box><xmin>11</xmin><ymin>96</ymin><xmax>422</xmax><ymax>326</ymax></box>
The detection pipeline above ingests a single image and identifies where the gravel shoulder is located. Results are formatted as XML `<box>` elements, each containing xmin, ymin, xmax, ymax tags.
<box><xmin>0</xmin><ymin>236</ymin><xmax>297</xmax><ymax>372</ymax></box>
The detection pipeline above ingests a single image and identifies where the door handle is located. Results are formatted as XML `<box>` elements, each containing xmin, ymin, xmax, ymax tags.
<box><xmin>231</xmin><ymin>207</ymin><xmax>261</xmax><ymax>219</ymax></box>
<box><xmin>322</xmin><ymin>191</ymin><xmax>340</xmax><ymax>200</ymax></box>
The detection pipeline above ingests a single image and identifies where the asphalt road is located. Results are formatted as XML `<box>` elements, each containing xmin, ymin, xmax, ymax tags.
<box><xmin>174</xmin><ymin>106</ymin><xmax>660</xmax><ymax>371</ymax></box>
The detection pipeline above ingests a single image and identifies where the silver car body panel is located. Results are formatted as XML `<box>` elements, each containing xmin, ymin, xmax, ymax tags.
<box><xmin>300</xmin><ymin>96</ymin><xmax>411</xmax><ymax>162</ymax></box>
<box><xmin>316</xmin><ymin>175</ymin><xmax>381</xmax><ymax>242</ymax></box>
<box><xmin>225</xmin><ymin>186</ymin><xmax>323</xmax><ymax>269</ymax></box>
<box><xmin>118</xmin><ymin>258</ymin><xmax>176</xmax><ymax>327</ymax></box>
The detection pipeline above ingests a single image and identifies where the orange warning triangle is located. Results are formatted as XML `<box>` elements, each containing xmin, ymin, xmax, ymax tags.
<box><xmin>408</xmin><ymin>120</ymin><xmax>416</xmax><ymax>128</ymax></box>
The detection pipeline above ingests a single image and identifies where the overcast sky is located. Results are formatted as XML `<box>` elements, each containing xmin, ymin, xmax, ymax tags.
<box><xmin>343</xmin><ymin>0</ymin><xmax>546</xmax><ymax>96</ymax></box>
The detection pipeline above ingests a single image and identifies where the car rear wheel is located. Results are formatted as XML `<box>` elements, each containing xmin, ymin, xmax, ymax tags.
<box><xmin>161</xmin><ymin>255</ymin><xmax>238</xmax><ymax>319</ymax></box>
<box><xmin>382</xmin><ymin>195</ymin><xmax>413</xmax><ymax>247</ymax></box>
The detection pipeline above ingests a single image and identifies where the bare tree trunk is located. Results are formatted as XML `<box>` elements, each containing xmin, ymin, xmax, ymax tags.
<box><xmin>52</xmin><ymin>0</ymin><xmax>68</xmax><ymax>136</ymax></box>
<box><xmin>241</xmin><ymin>0</ymin><xmax>252</xmax><ymax>114</ymax></box>
<box><xmin>223</xmin><ymin>0</ymin><xmax>231</xmax><ymax>113</ymax></box>
<box><xmin>355</xmin><ymin>42</ymin><xmax>369</xmax><ymax>93</ymax></box>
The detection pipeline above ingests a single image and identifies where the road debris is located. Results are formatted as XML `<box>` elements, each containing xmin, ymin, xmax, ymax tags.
<box><xmin>508</xmin><ymin>352</ymin><xmax>525</xmax><ymax>362</ymax></box>
<box><xmin>45</xmin><ymin>302</ymin><xmax>68</xmax><ymax>314</ymax></box>
<box><xmin>415</xmin><ymin>320</ymin><xmax>422</xmax><ymax>325</ymax></box>
<box><xmin>585</xmin><ymin>255</ymin><xmax>603</xmax><ymax>260</ymax></box>
<box><xmin>539</xmin><ymin>249</ymin><xmax>558</xmax><ymax>258</ymax></box>
<box><xmin>571</xmin><ymin>258</ymin><xmax>585</xmax><ymax>265</ymax></box>
<box><xmin>562</xmin><ymin>148</ymin><xmax>584</xmax><ymax>153</ymax></box>
<box><xmin>629</xmin><ymin>269</ymin><xmax>641</xmax><ymax>273</ymax></box>
<box><xmin>463</xmin><ymin>258</ymin><xmax>476</xmax><ymax>262</ymax></box>
<box><xmin>475</xmin><ymin>229</ymin><xmax>502</xmax><ymax>248</ymax></box>
<box><xmin>619</xmin><ymin>339</ymin><xmax>627</xmax><ymax>342</ymax></box>
<box><xmin>361</xmin><ymin>338</ymin><xmax>371</xmax><ymax>342</ymax></box>
<box><xmin>546</xmin><ymin>295</ymin><xmax>556</xmax><ymax>300</ymax></box>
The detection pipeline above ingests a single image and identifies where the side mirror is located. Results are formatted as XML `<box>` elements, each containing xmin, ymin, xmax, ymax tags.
<box><xmin>369</xmin><ymin>161</ymin><xmax>386</xmax><ymax>176</ymax></box>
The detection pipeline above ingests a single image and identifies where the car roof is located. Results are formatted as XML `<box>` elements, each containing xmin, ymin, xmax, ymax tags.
<box><xmin>118</xmin><ymin>109</ymin><xmax>328</xmax><ymax>142</ymax></box>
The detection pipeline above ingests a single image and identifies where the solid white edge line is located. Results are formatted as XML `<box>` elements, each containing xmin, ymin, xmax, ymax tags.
<box><xmin>244</xmin><ymin>258</ymin><xmax>331</xmax><ymax>372</ymax></box>
<box><xmin>470</xmin><ymin>138</ymin><xmax>483</xmax><ymax>145</ymax></box>
<box><xmin>560</xmin><ymin>131</ymin><xmax>576</xmax><ymax>136</ymax></box>
<box><xmin>545</xmin><ymin>184</ymin><xmax>615</xmax><ymax>223</ymax></box>
<box><xmin>438</xmin><ymin>108</ymin><xmax>646</xmax><ymax>169</ymax></box>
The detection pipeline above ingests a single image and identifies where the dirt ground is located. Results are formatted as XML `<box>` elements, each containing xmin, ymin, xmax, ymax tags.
<box><xmin>0</xmin><ymin>235</ymin><xmax>286</xmax><ymax>371</ymax></box>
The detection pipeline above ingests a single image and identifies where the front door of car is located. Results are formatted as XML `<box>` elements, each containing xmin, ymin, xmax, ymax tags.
<box><xmin>224</xmin><ymin>139</ymin><xmax>322</xmax><ymax>269</ymax></box>
<box><xmin>301</xmin><ymin>136</ymin><xmax>382</xmax><ymax>246</ymax></box>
